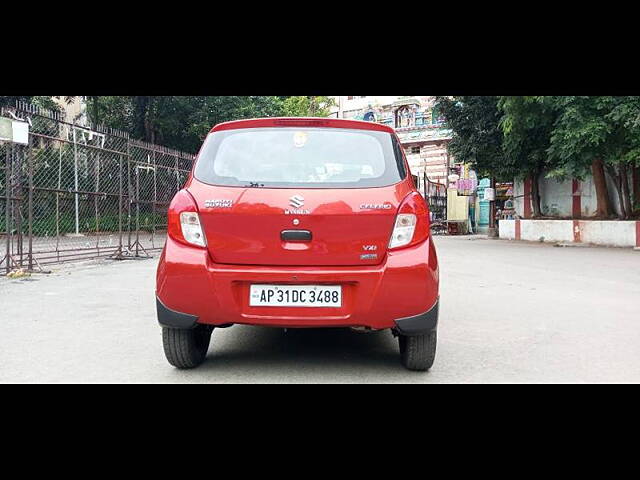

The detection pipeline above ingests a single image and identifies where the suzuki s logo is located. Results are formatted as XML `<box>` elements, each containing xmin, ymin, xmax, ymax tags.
<box><xmin>285</xmin><ymin>194</ymin><xmax>310</xmax><ymax>215</ymax></box>
<box><xmin>290</xmin><ymin>195</ymin><xmax>305</xmax><ymax>208</ymax></box>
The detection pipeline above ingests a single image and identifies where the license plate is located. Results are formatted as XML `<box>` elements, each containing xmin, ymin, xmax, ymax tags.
<box><xmin>249</xmin><ymin>284</ymin><xmax>342</xmax><ymax>307</ymax></box>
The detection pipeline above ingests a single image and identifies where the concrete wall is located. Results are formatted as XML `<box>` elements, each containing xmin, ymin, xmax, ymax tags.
<box><xmin>500</xmin><ymin>219</ymin><xmax>640</xmax><ymax>248</ymax></box>
<box><xmin>499</xmin><ymin>218</ymin><xmax>515</xmax><ymax>239</ymax></box>
<box><xmin>514</xmin><ymin>173</ymin><xmax>626</xmax><ymax>219</ymax></box>
<box><xmin>579</xmin><ymin>221</ymin><xmax>637</xmax><ymax>247</ymax></box>
<box><xmin>539</xmin><ymin>178</ymin><xmax>573</xmax><ymax>217</ymax></box>
<box><xmin>521</xmin><ymin>220</ymin><xmax>574</xmax><ymax>243</ymax></box>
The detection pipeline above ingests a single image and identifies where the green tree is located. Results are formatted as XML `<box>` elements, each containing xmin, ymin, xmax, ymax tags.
<box><xmin>0</xmin><ymin>96</ymin><xmax>62</xmax><ymax>112</ymax></box>
<box><xmin>7</xmin><ymin>96</ymin><xmax>339</xmax><ymax>154</ymax></box>
<box><xmin>498</xmin><ymin>96</ymin><xmax>559</xmax><ymax>217</ymax></box>
<box><xmin>547</xmin><ymin>96</ymin><xmax>640</xmax><ymax>219</ymax></box>
<box><xmin>85</xmin><ymin>96</ymin><xmax>287</xmax><ymax>152</ymax></box>
<box><xmin>281</xmin><ymin>96</ymin><xmax>335</xmax><ymax>117</ymax></box>
<box><xmin>435</xmin><ymin>96</ymin><xmax>514</xmax><ymax>180</ymax></box>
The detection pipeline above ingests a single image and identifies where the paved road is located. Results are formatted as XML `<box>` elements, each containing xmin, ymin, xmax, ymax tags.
<box><xmin>1</xmin><ymin>236</ymin><xmax>639</xmax><ymax>383</ymax></box>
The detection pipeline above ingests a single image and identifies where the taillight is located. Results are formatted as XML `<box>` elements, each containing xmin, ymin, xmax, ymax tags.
<box><xmin>167</xmin><ymin>190</ymin><xmax>206</xmax><ymax>248</ymax></box>
<box><xmin>388</xmin><ymin>191</ymin><xmax>430</xmax><ymax>250</ymax></box>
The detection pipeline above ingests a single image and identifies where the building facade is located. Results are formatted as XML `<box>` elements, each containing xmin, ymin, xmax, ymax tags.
<box><xmin>329</xmin><ymin>96</ymin><xmax>453</xmax><ymax>187</ymax></box>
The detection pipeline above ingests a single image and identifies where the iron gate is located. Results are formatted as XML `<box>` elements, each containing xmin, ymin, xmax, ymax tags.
<box><xmin>424</xmin><ymin>171</ymin><xmax>447</xmax><ymax>234</ymax></box>
<box><xmin>0</xmin><ymin>101</ymin><xmax>195</xmax><ymax>274</ymax></box>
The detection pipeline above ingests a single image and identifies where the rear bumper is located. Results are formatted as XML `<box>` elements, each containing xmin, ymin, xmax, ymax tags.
<box><xmin>157</xmin><ymin>294</ymin><xmax>440</xmax><ymax>335</ymax></box>
<box><xmin>156</xmin><ymin>235</ymin><xmax>439</xmax><ymax>331</ymax></box>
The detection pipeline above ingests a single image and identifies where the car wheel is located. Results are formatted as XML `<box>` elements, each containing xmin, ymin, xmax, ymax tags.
<box><xmin>162</xmin><ymin>325</ymin><xmax>213</xmax><ymax>369</ymax></box>
<box><xmin>399</xmin><ymin>331</ymin><xmax>437</xmax><ymax>371</ymax></box>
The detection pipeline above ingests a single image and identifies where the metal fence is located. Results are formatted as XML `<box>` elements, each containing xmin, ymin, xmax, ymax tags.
<box><xmin>424</xmin><ymin>172</ymin><xmax>447</xmax><ymax>234</ymax></box>
<box><xmin>0</xmin><ymin>101</ymin><xmax>195</xmax><ymax>273</ymax></box>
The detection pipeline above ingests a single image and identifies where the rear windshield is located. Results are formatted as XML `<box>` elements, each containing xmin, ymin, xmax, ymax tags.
<box><xmin>193</xmin><ymin>127</ymin><xmax>406</xmax><ymax>188</ymax></box>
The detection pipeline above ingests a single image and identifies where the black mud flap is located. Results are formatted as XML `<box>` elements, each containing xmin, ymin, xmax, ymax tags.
<box><xmin>156</xmin><ymin>297</ymin><xmax>199</xmax><ymax>329</ymax></box>
<box><xmin>394</xmin><ymin>299</ymin><xmax>439</xmax><ymax>336</ymax></box>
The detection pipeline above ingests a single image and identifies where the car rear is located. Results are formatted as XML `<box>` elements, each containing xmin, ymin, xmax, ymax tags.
<box><xmin>156</xmin><ymin>118</ymin><xmax>440</xmax><ymax>370</ymax></box>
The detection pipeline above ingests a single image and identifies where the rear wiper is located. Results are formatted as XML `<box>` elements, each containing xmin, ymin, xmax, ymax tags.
<box><xmin>244</xmin><ymin>182</ymin><xmax>265</xmax><ymax>188</ymax></box>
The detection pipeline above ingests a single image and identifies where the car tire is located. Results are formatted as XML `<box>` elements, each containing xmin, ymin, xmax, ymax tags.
<box><xmin>399</xmin><ymin>331</ymin><xmax>437</xmax><ymax>371</ymax></box>
<box><xmin>162</xmin><ymin>325</ymin><xmax>213</xmax><ymax>369</ymax></box>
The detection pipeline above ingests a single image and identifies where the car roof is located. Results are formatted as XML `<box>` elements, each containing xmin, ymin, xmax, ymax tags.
<box><xmin>210</xmin><ymin>117</ymin><xmax>396</xmax><ymax>134</ymax></box>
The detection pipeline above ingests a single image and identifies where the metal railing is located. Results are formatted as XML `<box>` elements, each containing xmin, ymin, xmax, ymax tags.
<box><xmin>0</xmin><ymin>101</ymin><xmax>195</xmax><ymax>273</ymax></box>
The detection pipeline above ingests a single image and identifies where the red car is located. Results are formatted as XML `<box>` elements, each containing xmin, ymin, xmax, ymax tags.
<box><xmin>156</xmin><ymin>118</ymin><xmax>440</xmax><ymax>371</ymax></box>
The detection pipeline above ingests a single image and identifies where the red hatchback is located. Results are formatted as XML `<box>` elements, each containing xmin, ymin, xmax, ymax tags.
<box><xmin>156</xmin><ymin>118</ymin><xmax>440</xmax><ymax>371</ymax></box>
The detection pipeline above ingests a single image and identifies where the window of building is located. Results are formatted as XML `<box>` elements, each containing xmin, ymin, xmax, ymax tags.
<box><xmin>410</xmin><ymin>146</ymin><xmax>421</xmax><ymax>155</ymax></box>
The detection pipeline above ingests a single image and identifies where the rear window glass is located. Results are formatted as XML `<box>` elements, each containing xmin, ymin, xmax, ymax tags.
<box><xmin>193</xmin><ymin>127</ymin><xmax>406</xmax><ymax>188</ymax></box>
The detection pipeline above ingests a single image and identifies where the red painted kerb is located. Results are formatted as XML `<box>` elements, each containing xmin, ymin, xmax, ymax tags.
<box><xmin>573</xmin><ymin>220</ymin><xmax>581</xmax><ymax>243</ymax></box>
<box><xmin>636</xmin><ymin>221</ymin><xmax>640</xmax><ymax>248</ymax></box>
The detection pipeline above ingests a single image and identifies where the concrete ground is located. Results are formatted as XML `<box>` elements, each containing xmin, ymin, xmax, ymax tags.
<box><xmin>0</xmin><ymin>230</ymin><xmax>165</xmax><ymax>266</ymax></box>
<box><xmin>1</xmin><ymin>235</ymin><xmax>639</xmax><ymax>383</ymax></box>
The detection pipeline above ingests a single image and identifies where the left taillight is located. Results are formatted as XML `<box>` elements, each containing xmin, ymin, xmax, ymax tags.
<box><xmin>167</xmin><ymin>189</ymin><xmax>206</xmax><ymax>248</ymax></box>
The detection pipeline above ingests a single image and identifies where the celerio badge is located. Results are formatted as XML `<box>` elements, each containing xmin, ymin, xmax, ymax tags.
<box><xmin>204</xmin><ymin>199</ymin><xmax>233</xmax><ymax>208</ymax></box>
<box><xmin>360</xmin><ymin>203</ymin><xmax>393</xmax><ymax>210</ymax></box>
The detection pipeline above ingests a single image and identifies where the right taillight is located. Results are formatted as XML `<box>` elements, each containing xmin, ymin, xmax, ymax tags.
<box><xmin>388</xmin><ymin>191</ymin><xmax>430</xmax><ymax>250</ymax></box>
<box><xmin>167</xmin><ymin>189</ymin><xmax>206</xmax><ymax>248</ymax></box>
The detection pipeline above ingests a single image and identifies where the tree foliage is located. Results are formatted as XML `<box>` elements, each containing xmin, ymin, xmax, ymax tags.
<box><xmin>281</xmin><ymin>96</ymin><xmax>336</xmax><ymax>117</ymax></box>
<box><xmin>437</xmin><ymin>95</ymin><xmax>640</xmax><ymax>219</ymax></box>
<box><xmin>80</xmin><ymin>96</ymin><xmax>335</xmax><ymax>153</ymax></box>
<box><xmin>0</xmin><ymin>96</ymin><xmax>63</xmax><ymax>112</ymax></box>
<box><xmin>546</xmin><ymin>96</ymin><xmax>640</xmax><ymax>217</ymax></box>
<box><xmin>434</xmin><ymin>96</ymin><xmax>513</xmax><ymax>181</ymax></box>
<box><xmin>547</xmin><ymin>96</ymin><xmax>640</xmax><ymax>172</ymax></box>
<box><xmin>2</xmin><ymin>96</ymin><xmax>335</xmax><ymax>153</ymax></box>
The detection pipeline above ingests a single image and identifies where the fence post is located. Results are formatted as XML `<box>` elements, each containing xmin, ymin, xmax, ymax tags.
<box><xmin>118</xmin><ymin>153</ymin><xmax>123</xmax><ymax>252</ymax></box>
<box><xmin>135</xmin><ymin>164</ymin><xmax>140</xmax><ymax>257</ymax></box>
<box><xmin>72</xmin><ymin>127</ymin><xmax>80</xmax><ymax>235</ymax></box>
<box><xmin>55</xmin><ymin>141</ymin><xmax>62</xmax><ymax>261</ymax></box>
<box><xmin>126</xmin><ymin>141</ymin><xmax>132</xmax><ymax>250</ymax></box>
<box><xmin>175</xmin><ymin>154</ymin><xmax>179</xmax><ymax>192</ymax></box>
<box><xmin>27</xmin><ymin>136</ymin><xmax>34</xmax><ymax>271</ymax></box>
<box><xmin>12</xmin><ymin>144</ymin><xmax>23</xmax><ymax>267</ymax></box>
<box><xmin>152</xmin><ymin>149</ymin><xmax>157</xmax><ymax>248</ymax></box>
<box><xmin>3</xmin><ymin>144</ymin><xmax>10</xmax><ymax>275</ymax></box>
